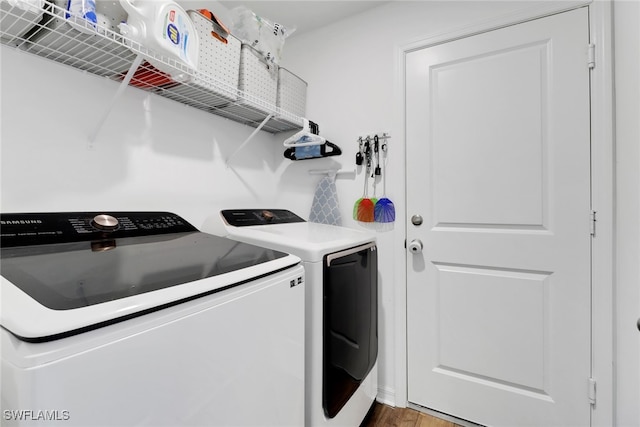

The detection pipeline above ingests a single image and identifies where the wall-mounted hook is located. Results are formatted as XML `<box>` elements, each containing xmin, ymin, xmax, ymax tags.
<box><xmin>374</xmin><ymin>135</ymin><xmax>381</xmax><ymax>176</ymax></box>
<box><xmin>355</xmin><ymin>137</ymin><xmax>364</xmax><ymax>166</ymax></box>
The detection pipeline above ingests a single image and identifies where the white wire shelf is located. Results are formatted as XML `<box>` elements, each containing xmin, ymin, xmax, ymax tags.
<box><xmin>0</xmin><ymin>1</ymin><xmax>304</xmax><ymax>134</ymax></box>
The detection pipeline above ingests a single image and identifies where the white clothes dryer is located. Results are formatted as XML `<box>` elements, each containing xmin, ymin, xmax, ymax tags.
<box><xmin>218</xmin><ymin>209</ymin><xmax>378</xmax><ymax>427</ymax></box>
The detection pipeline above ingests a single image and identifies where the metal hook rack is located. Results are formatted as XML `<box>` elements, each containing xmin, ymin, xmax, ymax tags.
<box><xmin>355</xmin><ymin>133</ymin><xmax>391</xmax><ymax>168</ymax></box>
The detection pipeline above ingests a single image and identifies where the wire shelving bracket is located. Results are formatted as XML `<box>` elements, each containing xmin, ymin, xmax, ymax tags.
<box><xmin>225</xmin><ymin>113</ymin><xmax>274</xmax><ymax>166</ymax></box>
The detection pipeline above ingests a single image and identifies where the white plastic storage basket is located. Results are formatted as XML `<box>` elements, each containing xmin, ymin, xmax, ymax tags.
<box><xmin>22</xmin><ymin>0</ymin><xmax>134</xmax><ymax>76</ymax></box>
<box><xmin>1</xmin><ymin>0</ymin><xmax>44</xmax><ymax>43</ymax></box>
<box><xmin>238</xmin><ymin>44</ymin><xmax>278</xmax><ymax>109</ymax></box>
<box><xmin>161</xmin><ymin>10</ymin><xmax>241</xmax><ymax>106</ymax></box>
<box><xmin>218</xmin><ymin>44</ymin><xmax>278</xmax><ymax>124</ymax></box>
<box><xmin>277</xmin><ymin>68</ymin><xmax>307</xmax><ymax>119</ymax></box>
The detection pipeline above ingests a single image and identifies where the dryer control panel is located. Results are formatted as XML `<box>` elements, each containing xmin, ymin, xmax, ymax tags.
<box><xmin>221</xmin><ymin>209</ymin><xmax>306</xmax><ymax>226</ymax></box>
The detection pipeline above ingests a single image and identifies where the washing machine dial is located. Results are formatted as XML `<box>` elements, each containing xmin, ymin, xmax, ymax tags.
<box><xmin>261</xmin><ymin>210</ymin><xmax>275</xmax><ymax>222</ymax></box>
<box><xmin>92</xmin><ymin>214</ymin><xmax>119</xmax><ymax>231</ymax></box>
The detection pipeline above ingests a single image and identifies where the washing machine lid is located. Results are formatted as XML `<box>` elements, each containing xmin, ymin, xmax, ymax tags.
<box><xmin>220</xmin><ymin>210</ymin><xmax>375</xmax><ymax>262</ymax></box>
<box><xmin>0</xmin><ymin>212</ymin><xmax>300</xmax><ymax>341</ymax></box>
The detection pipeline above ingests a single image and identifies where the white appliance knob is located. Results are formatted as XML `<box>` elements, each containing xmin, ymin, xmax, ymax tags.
<box><xmin>92</xmin><ymin>214</ymin><xmax>119</xmax><ymax>231</ymax></box>
<box><xmin>408</xmin><ymin>239</ymin><xmax>423</xmax><ymax>254</ymax></box>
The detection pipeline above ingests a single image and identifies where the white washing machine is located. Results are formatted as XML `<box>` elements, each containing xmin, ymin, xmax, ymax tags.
<box><xmin>216</xmin><ymin>209</ymin><xmax>378</xmax><ymax>427</ymax></box>
<box><xmin>1</xmin><ymin>211</ymin><xmax>305</xmax><ymax>427</ymax></box>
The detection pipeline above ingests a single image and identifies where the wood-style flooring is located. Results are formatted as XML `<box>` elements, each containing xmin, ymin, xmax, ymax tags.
<box><xmin>362</xmin><ymin>403</ymin><xmax>464</xmax><ymax>427</ymax></box>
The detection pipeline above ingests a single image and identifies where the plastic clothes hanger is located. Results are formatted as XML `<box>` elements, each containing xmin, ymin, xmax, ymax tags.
<box><xmin>283</xmin><ymin>118</ymin><xmax>326</xmax><ymax>148</ymax></box>
<box><xmin>283</xmin><ymin>141</ymin><xmax>342</xmax><ymax>161</ymax></box>
<box><xmin>283</xmin><ymin>118</ymin><xmax>342</xmax><ymax>160</ymax></box>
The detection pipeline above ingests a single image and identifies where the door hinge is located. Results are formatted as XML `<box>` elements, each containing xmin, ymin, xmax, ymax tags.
<box><xmin>590</xmin><ymin>210</ymin><xmax>597</xmax><ymax>237</ymax></box>
<box><xmin>588</xmin><ymin>43</ymin><xmax>596</xmax><ymax>69</ymax></box>
<box><xmin>588</xmin><ymin>377</ymin><xmax>597</xmax><ymax>405</ymax></box>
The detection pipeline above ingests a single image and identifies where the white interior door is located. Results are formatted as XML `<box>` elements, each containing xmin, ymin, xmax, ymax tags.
<box><xmin>405</xmin><ymin>8</ymin><xmax>592</xmax><ymax>427</ymax></box>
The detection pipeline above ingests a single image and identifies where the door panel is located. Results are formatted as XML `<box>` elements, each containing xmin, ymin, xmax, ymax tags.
<box><xmin>435</xmin><ymin>264</ymin><xmax>549</xmax><ymax>391</ymax></box>
<box><xmin>406</xmin><ymin>8</ymin><xmax>591</xmax><ymax>427</ymax></box>
<box><xmin>431</xmin><ymin>42</ymin><xmax>548</xmax><ymax>228</ymax></box>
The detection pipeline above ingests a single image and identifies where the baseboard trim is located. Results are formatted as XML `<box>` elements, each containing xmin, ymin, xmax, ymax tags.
<box><xmin>408</xmin><ymin>403</ymin><xmax>484</xmax><ymax>427</ymax></box>
<box><xmin>376</xmin><ymin>386</ymin><xmax>396</xmax><ymax>407</ymax></box>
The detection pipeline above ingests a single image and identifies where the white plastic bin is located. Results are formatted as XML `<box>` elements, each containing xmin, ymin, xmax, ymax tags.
<box><xmin>0</xmin><ymin>0</ymin><xmax>44</xmax><ymax>43</ymax></box>
<box><xmin>22</xmin><ymin>0</ymin><xmax>134</xmax><ymax>76</ymax></box>
<box><xmin>277</xmin><ymin>68</ymin><xmax>307</xmax><ymax>119</ymax></box>
<box><xmin>238</xmin><ymin>44</ymin><xmax>278</xmax><ymax>110</ymax></box>
<box><xmin>218</xmin><ymin>43</ymin><xmax>278</xmax><ymax>124</ymax></box>
<box><xmin>162</xmin><ymin>10</ymin><xmax>241</xmax><ymax>107</ymax></box>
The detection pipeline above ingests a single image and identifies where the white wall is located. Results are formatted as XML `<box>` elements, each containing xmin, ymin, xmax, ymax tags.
<box><xmin>0</xmin><ymin>46</ymin><xmax>283</xmax><ymax>229</ymax></box>
<box><xmin>280</xmin><ymin>0</ymin><xmax>640</xmax><ymax>421</ymax></box>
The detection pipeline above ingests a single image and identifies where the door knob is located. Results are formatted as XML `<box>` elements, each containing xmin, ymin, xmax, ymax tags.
<box><xmin>408</xmin><ymin>239</ymin><xmax>423</xmax><ymax>254</ymax></box>
<box><xmin>411</xmin><ymin>215</ymin><xmax>423</xmax><ymax>226</ymax></box>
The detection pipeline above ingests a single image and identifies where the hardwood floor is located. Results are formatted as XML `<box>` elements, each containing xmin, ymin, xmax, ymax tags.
<box><xmin>362</xmin><ymin>403</ymin><xmax>463</xmax><ymax>427</ymax></box>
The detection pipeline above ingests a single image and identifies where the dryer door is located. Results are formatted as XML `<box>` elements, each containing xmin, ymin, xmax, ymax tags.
<box><xmin>322</xmin><ymin>242</ymin><xmax>378</xmax><ymax>419</ymax></box>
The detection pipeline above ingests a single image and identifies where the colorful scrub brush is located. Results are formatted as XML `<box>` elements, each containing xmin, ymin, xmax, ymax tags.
<box><xmin>354</xmin><ymin>137</ymin><xmax>375</xmax><ymax>222</ymax></box>
<box><xmin>356</xmin><ymin>172</ymin><xmax>375</xmax><ymax>222</ymax></box>
<box><xmin>374</xmin><ymin>141</ymin><xmax>395</xmax><ymax>223</ymax></box>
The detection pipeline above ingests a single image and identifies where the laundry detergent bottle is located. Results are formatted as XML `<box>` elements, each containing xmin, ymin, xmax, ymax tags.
<box><xmin>118</xmin><ymin>0</ymin><xmax>199</xmax><ymax>81</ymax></box>
<box><xmin>66</xmin><ymin>0</ymin><xmax>98</xmax><ymax>34</ymax></box>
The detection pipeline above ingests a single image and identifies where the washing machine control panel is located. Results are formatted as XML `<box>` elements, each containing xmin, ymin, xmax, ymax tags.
<box><xmin>0</xmin><ymin>212</ymin><xmax>197</xmax><ymax>247</ymax></box>
<box><xmin>221</xmin><ymin>209</ymin><xmax>306</xmax><ymax>226</ymax></box>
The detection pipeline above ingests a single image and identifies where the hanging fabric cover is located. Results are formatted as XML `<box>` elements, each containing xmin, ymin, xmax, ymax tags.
<box><xmin>309</xmin><ymin>173</ymin><xmax>342</xmax><ymax>226</ymax></box>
